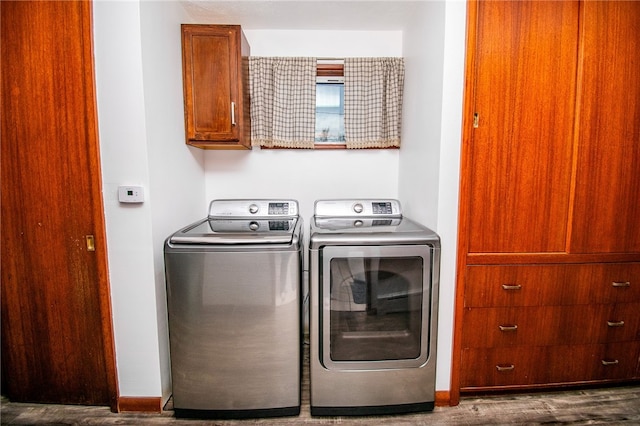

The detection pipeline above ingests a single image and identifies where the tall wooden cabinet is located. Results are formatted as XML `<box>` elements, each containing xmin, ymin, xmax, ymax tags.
<box><xmin>453</xmin><ymin>0</ymin><xmax>640</xmax><ymax>403</ymax></box>
<box><xmin>181</xmin><ymin>24</ymin><xmax>251</xmax><ymax>149</ymax></box>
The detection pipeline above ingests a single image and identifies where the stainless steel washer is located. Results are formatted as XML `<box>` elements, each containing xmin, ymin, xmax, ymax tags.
<box><xmin>164</xmin><ymin>199</ymin><xmax>302</xmax><ymax>419</ymax></box>
<box><xmin>309</xmin><ymin>199</ymin><xmax>440</xmax><ymax>416</ymax></box>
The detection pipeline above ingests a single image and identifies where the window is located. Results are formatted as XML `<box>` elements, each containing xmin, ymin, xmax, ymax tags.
<box><xmin>315</xmin><ymin>62</ymin><xmax>345</xmax><ymax>146</ymax></box>
<box><xmin>315</xmin><ymin>77</ymin><xmax>344</xmax><ymax>144</ymax></box>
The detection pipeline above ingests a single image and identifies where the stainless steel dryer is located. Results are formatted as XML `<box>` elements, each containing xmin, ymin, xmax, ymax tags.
<box><xmin>164</xmin><ymin>199</ymin><xmax>302</xmax><ymax>419</ymax></box>
<box><xmin>309</xmin><ymin>199</ymin><xmax>440</xmax><ymax>416</ymax></box>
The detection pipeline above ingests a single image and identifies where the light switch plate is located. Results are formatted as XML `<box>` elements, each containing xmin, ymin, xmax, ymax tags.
<box><xmin>118</xmin><ymin>185</ymin><xmax>144</xmax><ymax>203</ymax></box>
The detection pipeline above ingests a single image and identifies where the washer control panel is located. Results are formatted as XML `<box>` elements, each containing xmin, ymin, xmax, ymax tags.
<box><xmin>209</xmin><ymin>199</ymin><xmax>299</xmax><ymax>218</ymax></box>
<box><xmin>315</xmin><ymin>199</ymin><xmax>402</xmax><ymax>218</ymax></box>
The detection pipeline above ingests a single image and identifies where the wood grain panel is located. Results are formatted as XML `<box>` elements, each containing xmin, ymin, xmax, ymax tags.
<box><xmin>570</xmin><ymin>1</ymin><xmax>640</xmax><ymax>253</ymax></box>
<box><xmin>462</xmin><ymin>304</ymin><xmax>640</xmax><ymax>348</ymax></box>
<box><xmin>465</xmin><ymin>263</ymin><xmax>640</xmax><ymax>307</ymax></box>
<box><xmin>466</xmin><ymin>0</ymin><xmax>579</xmax><ymax>253</ymax></box>
<box><xmin>1</xmin><ymin>1</ymin><xmax>117</xmax><ymax>407</ymax></box>
<box><xmin>192</xmin><ymin>34</ymin><xmax>233</xmax><ymax>134</ymax></box>
<box><xmin>181</xmin><ymin>25</ymin><xmax>250</xmax><ymax>149</ymax></box>
<box><xmin>461</xmin><ymin>342</ymin><xmax>640</xmax><ymax>389</ymax></box>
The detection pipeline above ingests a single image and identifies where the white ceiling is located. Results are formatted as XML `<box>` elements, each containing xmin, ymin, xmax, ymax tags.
<box><xmin>180</xmin><ymin>0</ymin><xmax>430</xmax><ymax>30</ymax></box>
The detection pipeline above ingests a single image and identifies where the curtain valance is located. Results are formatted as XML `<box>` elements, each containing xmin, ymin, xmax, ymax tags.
<box><xmin>249</xmin><ymin>57</ymin><xmax>317</xmax><ymax>149</ymax></box>
<box><xmin>344</xmin><ymin>57</ymin><xmax>404</xmax><ymax>149</ymax></box>
<box><xmin>249</xmin><ymin>57</ymin><xmax>404</xmax><ymax>149</ymax></box>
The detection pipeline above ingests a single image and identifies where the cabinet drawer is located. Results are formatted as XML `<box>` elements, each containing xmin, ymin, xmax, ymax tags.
<box><xmin>465</xmin><ymin>263</ymin><xmax>640</xmax><ymax>307</ymax></box>
<box><xmin>461</xmin><ymin>342</ymin><xmax>640</xmax><ymax>389</ymax></box>
<box><xmin>462</xmin><ymin>303</ymin><xmax>640</xmax><ymax>348</ymax></box>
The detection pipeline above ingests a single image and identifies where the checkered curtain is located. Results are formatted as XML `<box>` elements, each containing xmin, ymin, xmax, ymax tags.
<box><xmin>344</xmin><ymin>58</ymin><xmax>405</xmax><ymax>149</ymax></box>
<box><xmin>249</xmin><ymin>57</ymin><xmax>317</xmax><ymax>148</ymax></box>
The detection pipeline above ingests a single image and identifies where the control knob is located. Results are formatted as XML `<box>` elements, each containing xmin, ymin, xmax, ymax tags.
<box><xmin>249</xmin><ymin>204</ymin><xmax>259</xmax><ymax>214</ymax></box>
<box><xmin>249</xmin><ymin>221</ymin><xmax>260</xmax><ymax>231</ymax></box>
<box><xmin>353</xmin><ymin>203</ymin><xmax>364</xmax><ymax>214</ymax></box>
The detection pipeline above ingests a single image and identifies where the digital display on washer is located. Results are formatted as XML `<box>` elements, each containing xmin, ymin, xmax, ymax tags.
<box><xmin>269</xmin><ymin>220</ymin><xmax>290</xmax><ymax>231</ymax></box>
<box><xmin>268</xmin><ymin>202</ymin><xmax>289</xmax><ymax>215</ymax></box>
<box><xmin>372</xmin><ymin>202</ymin><xmax>393</xmax><ymax>215</ymax></box>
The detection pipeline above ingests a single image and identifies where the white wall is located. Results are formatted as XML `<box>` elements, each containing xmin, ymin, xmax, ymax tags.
<box><xmin>205</xmin><ymin>29</ymin><xmax>403</xmax><ymax>227</ymax></box>
<box><xmin>139</xmin><ymin>0</ymin><xmax>205</xmax><ymax>404</ymax></box>
<box><xmin>398</xmin><ymin>0</ymin><xmax>467</xmax><ymax>392</ymax></box>
<box><xmin>399</xmin><ymin>0</ymin><xmax>449</xmax><ymax>391</ymax></box>
<box><xmin>93</xmin><ymin>0</ymin><xmax>468</xmax><ymax>402</ymax></box>
<box><xmin>94</xmin><ymin>0</ymin><xmax>159</xmax><ymax>398</ymax></box>
<box><xmin>432</xmin><ymin>0</ymin><xmax>467</xmax><ymax>393</ymax></box>
<box><xmin>94</xmin><ymin>0</ymin><xmax>203</xmax><ymax>403</ymax></box>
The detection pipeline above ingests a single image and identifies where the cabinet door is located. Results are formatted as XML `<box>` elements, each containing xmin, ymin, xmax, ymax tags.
<box><xmin>570</xmin><ymin>1</ymin><xmax>640</xmax><ymax>253</ymax></box>
<box><xmin>466</xmin><ymin>1</ymin><xmax>579</xmax><ymax>253</ymax></box>
<box><xmin>182</xmin><ymin>25</ymin><xmax>250</xmax><ymax>149</ymax></box>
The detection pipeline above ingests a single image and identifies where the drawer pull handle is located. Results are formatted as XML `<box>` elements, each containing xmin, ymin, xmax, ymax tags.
<box><xmin>496</xmin><ymin>364</ymin><xmax>515</xmax><ymax>372</ymax></box>
<box><xmin>607</xmin><ymin>320</ymin><xmax>625</xmax><ymax>327</ymax></box>
<box><xmin>601</xmin><ymin>359</ymin><xmax>619</xmax><ymax>366</ymax></box>
<box><xmin>612</xmin><ymin>281</ymin><xmax>630</xmax><ymax>288</ymax></box>
<box><xmin>502</xmin><ymin>284</ymin><xmax>522</xmax><ymax>291</ymax></box>
<box><xmin>499</xmin><ymin>325</ymin><xmax>518</xmax><ymax>332</ymax></box>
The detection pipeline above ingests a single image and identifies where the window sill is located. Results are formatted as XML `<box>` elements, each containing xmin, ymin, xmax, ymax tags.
<box><xmin>261</xmin><ymin>145</ymin><xmax>399</xmax><ymax>150</ymax></box>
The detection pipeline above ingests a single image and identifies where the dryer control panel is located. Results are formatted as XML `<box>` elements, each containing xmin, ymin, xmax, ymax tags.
<box><xmin>314</xmin><ymin>199</ymin><xmax>402</xmax><ymax>218</ymax></box>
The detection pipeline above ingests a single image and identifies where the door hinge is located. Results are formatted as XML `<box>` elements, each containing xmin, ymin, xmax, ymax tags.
<box><xmin>473</xmin><ymin>113</ymin><xmax>479</xmax><ymax>128</ymax></box>
<box><xmin>85</xmin><ymin>235</ymin><xmax>95</xmax><ymax>252</ymax></box>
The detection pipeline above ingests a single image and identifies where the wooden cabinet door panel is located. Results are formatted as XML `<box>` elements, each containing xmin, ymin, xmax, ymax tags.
<box><xmin>192</xmin><ymin>32</ymin><xmax>236</xmax><ymax>138</ymax></box>
<box><xmin>183</xmin><ymin>26</ymin><xmax>238</xmax><ymax>141</ymax></box>
<box><xmin>570</xmin><ymin>1</ymin><xmax>640</xmax><ymax>253</ymax></box>
<box><xmin>466</xmin><ymin>0</ymin><xmax>579</xmax><ymax>253</ymax></box>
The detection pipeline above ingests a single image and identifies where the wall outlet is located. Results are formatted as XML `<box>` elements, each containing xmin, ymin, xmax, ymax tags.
<box><xmin>118</xmin><ymin>185</ymin><xmax>144</xmax><ymax>203</ymax></box>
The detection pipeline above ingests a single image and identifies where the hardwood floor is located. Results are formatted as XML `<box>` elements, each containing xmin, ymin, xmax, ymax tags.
<box><xmin>2</xmin><ymin>342</ymin><xmax>639</xmax><ymax>424</ymax></box>
<box><xmin>3</xmin><ymin>384</ymin><xmax>639</xmax><ymax>424</ymax></box>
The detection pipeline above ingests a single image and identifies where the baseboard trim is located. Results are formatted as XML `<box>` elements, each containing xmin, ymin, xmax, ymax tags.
<box><xmin>435</xmin><ymin>390</ymin><xmax>452</xmax><ymax>407</ymax></box>
<box><xmin>117</xmin><ymin>396</ymin><xmax>162</xmax><ymax>413</ymax></box>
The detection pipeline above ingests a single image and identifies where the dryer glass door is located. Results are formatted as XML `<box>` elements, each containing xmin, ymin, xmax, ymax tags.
<box><xmin>320</xmin><ymin>245</ymin><xmax>434</xmax><ymax>370</ymax></box>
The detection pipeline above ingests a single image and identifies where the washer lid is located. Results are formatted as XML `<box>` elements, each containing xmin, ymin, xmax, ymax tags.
<box><xmin>170</xmin><ymin>217</ymin><xmax>298</xmax><ymax>245</ymax></box>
